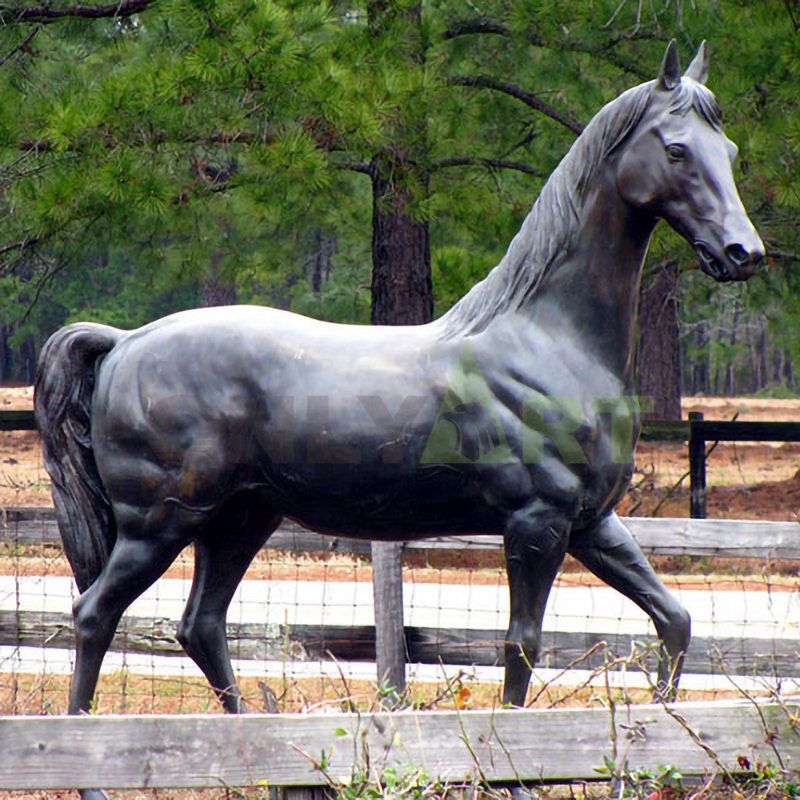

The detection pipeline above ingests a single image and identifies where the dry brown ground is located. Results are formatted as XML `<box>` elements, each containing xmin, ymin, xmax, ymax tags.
<box><xmin>4</xmin><ymin>388</ymin><xmax>798</xmax><ymax>518</ymax></box>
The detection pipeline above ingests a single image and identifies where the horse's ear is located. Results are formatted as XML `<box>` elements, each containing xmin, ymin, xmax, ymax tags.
<box><xmin>684</xmin><ymin>40</ymin><xmax>709</xmax><ymax>84</ymax></box>
<box><xmin>658</xmin><ymin>39</ymin><xmax>681</xmax><ymax>91</ymax></box>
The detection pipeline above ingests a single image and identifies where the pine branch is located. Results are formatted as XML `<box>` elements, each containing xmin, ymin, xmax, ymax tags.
<box><xmin>767</xmin><ymin>249</ymin><xmax>800</xmax><ymax>263</ymax></box>
<box><xmin>0</xmin><ymin>236</ymin><xmax>40</xmax><ymax>257</ymax></box>
<box><xmin>442</xmin><ymin>15</ymin><xmax>648</xmax><ymax>79</ymax></box>
<box><xmin>448</xmin><ymin>75</ymin><xmax>584</xmax><ymax>135</ymax></box>
<box><xmin>0</xmin><ymin>25</ymin><xmax>40</xmax><ymax>66</ymax></box>
<box><xmin>0</xmin><ymin>0</ymin><xmax>156</xmax><ymax>24</ymax></box>
<box><xmin>337</xmin><ymin>161</ymin><xmax>373</xmax><ymax>175</ymax></box>
<box><xmin>18</xmin><ymin>129</ymin><xmax>277</xmax><ymax>153</ymax></box>
<box><xmin>442</xmin><ymin>16</ymin><xmax>514</xmax><ymax>40</ymax></box>
<box><xmin>0</xmin><ymin>235</ymin><xmax>44</xmax><ymax>277</ymax></box>
<box><xmin>430</xmin><ymin>156</ymin><xmax>539</xmax><ymax>176</ymax></box>
<box><xmin>785</xmin><ymin>0</ymin><xmax>800</xmax><ymax>32</ymax></box>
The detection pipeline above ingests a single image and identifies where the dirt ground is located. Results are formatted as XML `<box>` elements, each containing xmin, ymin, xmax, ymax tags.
<box><xmin>3</xmin><ymin>387</ymin><xmax>798</xmax><ymax>520</ymax></box>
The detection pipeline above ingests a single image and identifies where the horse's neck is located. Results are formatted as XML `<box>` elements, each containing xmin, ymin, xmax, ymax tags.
<box><xmin>507</xmin><ymin>167</ymin><xmax>655</xmax><ymax>383</ymax></box>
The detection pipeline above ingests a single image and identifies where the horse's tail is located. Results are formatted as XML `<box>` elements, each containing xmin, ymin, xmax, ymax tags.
<box><xmin>34</xmin><ymin>323</ymin><xmax>122</xmax><ymax>593</ymax></box>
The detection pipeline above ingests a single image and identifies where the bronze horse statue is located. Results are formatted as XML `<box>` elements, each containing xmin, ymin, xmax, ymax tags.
<box><xmin>36</xmin><ymin>40</ymin><xmax>762</xmax><ymax>793</ymax></box>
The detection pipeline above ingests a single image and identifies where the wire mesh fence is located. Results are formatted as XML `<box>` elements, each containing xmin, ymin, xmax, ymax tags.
<box><xmin>2</xmin><ymin>531</ymin><xmax>798</xmax><ymax>719</ymax></box>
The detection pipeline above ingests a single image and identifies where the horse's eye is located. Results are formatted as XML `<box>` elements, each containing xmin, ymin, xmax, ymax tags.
<box><xmin>666</xmin><ymin>143</ymin><xmax>687</xmax><ymax>161</ymax></box>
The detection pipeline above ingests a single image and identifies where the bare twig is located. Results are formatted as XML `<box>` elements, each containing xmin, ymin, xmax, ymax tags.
<box><xmin>714</xmin><ymin>652</ymin><xmax>787</xmax><ymax>771</ymax></box>
<box><xmin>767</xmin><ymin>248</ymin><xmax>800</xmax><ymax>264</ymax></box>
<box><xmin>0</xmin><ymin>25</ymin><xmax>40</xmax><ymax>67</ymax></box>
<box><xmin>636</xmin><ymin>663</ymin><xmax>736</xmax><ymax>782</ymax></box>
<box><xmin>659</xmin><ymin>702</ymin><xmax>734</xmax><ymax>781</ymax></box>
<box><xmin>442</xmin><ymin>16</ymin><xmax>511</xmax><ymax>40</ymax></box>
<box><xmin>603</xmin><ymin>0</ymin><xmax>630</xmax><ymax>29</ymax></box>
<box><xmin>0</xmin><ymin>236</ymin><xmax>40</xmax><ymax>258</ymax></box>
<box><xmin>527</xmin><ymin>640</ymin><xmax>608</xmax><ymax>706</ymax></box>
<box><xmin>649</xmin><ymin>412</ymin><xmax>738</xmax><ymax>517</ymax></box>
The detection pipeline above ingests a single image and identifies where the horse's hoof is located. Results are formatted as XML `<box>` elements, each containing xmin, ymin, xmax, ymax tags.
<box><xmin>80</xmin><ymin>789</ymin><xmax>110</xmax><ymax>800</ymax></box>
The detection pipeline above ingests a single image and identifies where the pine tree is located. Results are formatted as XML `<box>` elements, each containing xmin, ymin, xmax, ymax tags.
<box><xmin>1</xmin><ymin>0</ymin><xmax>798</xmax><ymax>401</ymax></box>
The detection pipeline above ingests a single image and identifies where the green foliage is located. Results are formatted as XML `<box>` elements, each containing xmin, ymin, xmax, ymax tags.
<box><xmin>334</xmin><ymin>765</ymin><xmax>449</xmax><ymax>800</ymax></box>
<box><xmin>0</xmin><ymin>0</ymin><xmax>798</xmax><ymax>393</ymax></box>
<box><xmin>729</xmin><ymin>758</ymin><xmax>800</xmax><ymax>800</ymax></box>
<box><xmin>594</xmin><ymin>757</ymin><xmax>684</xmax><ymax>799</ymax></box>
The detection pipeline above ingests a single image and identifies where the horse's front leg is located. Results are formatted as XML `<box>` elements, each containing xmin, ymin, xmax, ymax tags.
<box><xmin>502</xmin><ymin>500</ymin><xmax>572</xmax><ymax>707</ymax></box>
<box><xmin>568</xmin><ymin>512</ymin><xmax>691</xmax><ymax>700</ymax></box>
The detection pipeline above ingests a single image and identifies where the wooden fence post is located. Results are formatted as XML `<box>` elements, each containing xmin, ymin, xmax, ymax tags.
<box><xmin>371</xmin><ymin>540</ymin><xmax>406</xmax><ymax>702</ymax></box>
<box><xmin>688</xmin><ymin>411</ymin><xmax>707</xmax><ymax>519</ymax></box>
<box><xmin>282</xmin><ymin>788</ymin><xmax>330</xmax><ymax>799</ymax></box>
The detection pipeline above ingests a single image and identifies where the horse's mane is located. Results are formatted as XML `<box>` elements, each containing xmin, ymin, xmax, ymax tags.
<box><xmin>437</xmin><ymin>78</ymin><xmax>720</xmax><ymax>339</ymax></box>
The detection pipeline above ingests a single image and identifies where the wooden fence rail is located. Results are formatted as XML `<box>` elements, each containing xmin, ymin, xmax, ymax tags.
<box><xmin>0</xmin><ymin>410</ymin><xmax>36</xmax><ymax>431</ymax></box>
<box><xmin>3</xmin><ymin>506</ymin><xmax>800</xmax><ymax>559</ymax></box>
<box><xmin>3</xmin><ymin>607</ymin><xmax>795</xmax><ymax>677</ymax></box>
<box><xmin>5</xmin><ymin>409</ymin><xmax>800</xmax><ymax>440</ymax></box>
<box><xmin>4</xmin><ymin>410</ymin><xmax>800</xmax><ymax>520</ymax></box>
<box><xmin>0</xmin><ymin>700</ymin><xmax>798</xmax><ymax>789</ymax></box>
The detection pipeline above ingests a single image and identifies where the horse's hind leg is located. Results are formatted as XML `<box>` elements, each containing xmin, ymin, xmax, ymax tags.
<box><xmin>568</xmin><ymin>512</ymin><xmax>691</xmax><ymax>700</ymax></box>
<box><xmin>177</xmin><ymin>501</ymin><xmax>281</xmax><ymax>713</ymax></box>
<box><xmin>502</xmin><ymin>501</ymin><xmax>572</xmax><ymax>707</ymax></box>
<box><xmin>69</xmin><ymin>506</ymin><xmax>192</xmax><ymax>717</ymax></box>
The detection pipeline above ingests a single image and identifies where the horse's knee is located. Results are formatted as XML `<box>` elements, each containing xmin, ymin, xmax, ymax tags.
<box><xmin>176</xmin><ymin>617</ymin><xmax>191</xmax><ymax>652</ymax></box>
<box><xmin>665</xmin><ymin>602</ymin><xmax>691</xmax><ymax>651</ymax></box>
<box><xmin>652</xmin><ymin>593</ymin><xmax>690</xmax><ymax>647</ymax></box>
<box><xmin>505</xmin><ymin>621</ymin><xmax>540</xmax><ymax>667</ymax></box>
<box><xmin>176</xmin><ymin>615</ymin><xmax>199</xmax><ymax>655</ymax></box>
<box><xmin>72</xmin><ymin>593</ymin><xmax>113</xmax><ymax>646</ymax></box>
<box><xmin>177</xmin><ymin>613</ymin><xmax>224</xmax><ymax>659</ymax></box>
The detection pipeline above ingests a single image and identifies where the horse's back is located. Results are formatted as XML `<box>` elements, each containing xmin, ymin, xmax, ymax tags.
<box><xmin>89</xmin><ymin>305</ymin><xmax>456</xmax><ymax>520</ymax></box>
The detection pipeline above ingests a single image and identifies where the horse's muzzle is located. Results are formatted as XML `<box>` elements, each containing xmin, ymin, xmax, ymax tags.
<box><xmin>695</xmin><ymin>240</ymin><xmax>764</xmax><ymax>282</ymax></box>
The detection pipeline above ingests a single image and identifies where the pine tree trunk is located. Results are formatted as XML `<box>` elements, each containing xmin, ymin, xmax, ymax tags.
<box><xmin>367</xmin><ymin>1</ymin><xmax>431</xmax><ymax>701</ymax></box>
<box><xmin>368</xmin><ymin>159</ymin><xmax>431</xmax><ymax>701</ymax></box>
<box><xmin>202</xmin><ymin>254</ymin><xmax>236</xmax><ymax>307</ymax></box>
<box><xmin>370</xmin><ymin>161</ymin><xmax>432</xmax><ymax>325</ymax></box>
<box><xmin>773</xmin><ymin>348</ymin><xmax>783</xmax><ymax>384</ymax></box>
<box><xmin>201</xmin><ymin>278</ymin><xmax>236</xmax><ymax>307</ymax></box>
<box><xmin>692</xmin><ymin>321</ymin><xmax>709</xmax><ymax>395</ymax></box>
<box><xmin>0</xmin><ymin>326</ymin><xmax>10</xmax><ymax>384</ymax></box>
<box><xmin>757</xmin><ymin>317</ymin><xmax>768</xmax><ymax>392</ymax></box>
<box><xmin>727</xmin><ymin>301</ymin><xmax>740</xmax><ymax>396</ymax></box>
<box><xmin>637</xmin><ymin>259</ymin><xmax>682</xmax><ymax>419</ymax></box>
<box><xmin>20</xmin><ymin>334</ymin><xmax>36</xmax><ymax>384</ymax></box>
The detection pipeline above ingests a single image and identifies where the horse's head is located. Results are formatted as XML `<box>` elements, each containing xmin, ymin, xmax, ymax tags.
<box><xmin>617</xmin><ymin>40</ymin><xmax>764</xmax><ymax>282</ymax></box>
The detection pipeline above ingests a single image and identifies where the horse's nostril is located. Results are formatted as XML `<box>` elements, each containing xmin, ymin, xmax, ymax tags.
<box><xmin>725</xmin><ymin>243</ymin><xmax>750</xmax><ymax>266</ymax></box>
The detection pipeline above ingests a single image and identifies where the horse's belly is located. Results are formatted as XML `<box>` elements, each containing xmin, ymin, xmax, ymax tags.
<box><xmin>264</xmin><ymin>463</ymin><xmax>502</xmax><ymax>539</ymax></box>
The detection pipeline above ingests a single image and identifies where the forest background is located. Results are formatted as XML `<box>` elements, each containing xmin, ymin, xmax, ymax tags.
<box><xmin>0</xmin><ymin>0</ymin><xmax>798</xmax><ymax>417</ymax></box>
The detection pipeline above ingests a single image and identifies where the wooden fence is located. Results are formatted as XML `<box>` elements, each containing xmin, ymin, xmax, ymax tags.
<box><xmin>3</xmin><ymin>407</ymin><xmax>800</xmax><ymax>687</ymax></box>
<box><xmin>4</xmin><ymin>505</ymin><xmax>800</xmax><ymax>558</ymax></box>
<box><xmin>0</xmin><ymin>700</ymin><xmax>798</xmax><ymax>791</ymax></box>
<box><xmin>3</xmin><ymin>506</ymin><xmax>800</xmax><ymax>679</ymax></box>
<box><xmin>641</xmin><ymin>413</ymin><xmax>800</xmax><ymax>518</ymax></box>
<box><xmin>4</xmin><ymin>409</ymin><xmax>800</xmax><ymax>519</ymax></box>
